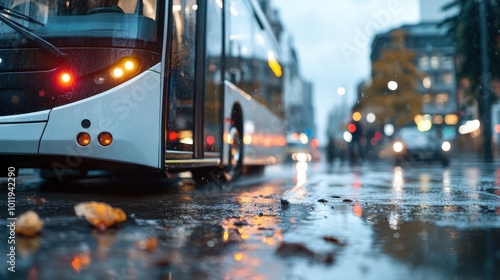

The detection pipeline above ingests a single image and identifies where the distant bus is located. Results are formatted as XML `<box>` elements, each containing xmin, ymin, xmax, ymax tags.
<box><xmin>0</xmin><ymin>0</ymin><xmax>286</xmax><ymax>181</ymax></box>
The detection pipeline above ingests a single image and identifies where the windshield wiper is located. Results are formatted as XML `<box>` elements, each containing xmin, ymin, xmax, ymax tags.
<box><xmin>0</xmin><ymin>2</ymin><xmax>44</xmax><ymax>26</ymax></box>
<box><xmin>0</xmin><ymin>4</ymin><xmax>65</xmax><ymax>58</ymax></box>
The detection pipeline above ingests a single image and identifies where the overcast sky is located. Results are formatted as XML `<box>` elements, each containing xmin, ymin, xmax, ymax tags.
<box><xmin>272</xmin><ymin>0</ymin><xmax>421</xmax><ymax>144</ymax></box>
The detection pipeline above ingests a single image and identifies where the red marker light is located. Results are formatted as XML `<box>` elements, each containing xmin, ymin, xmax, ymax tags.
<box><xmin>59</xmin><ymin>72</ymin><xmax>73</xmax><ymax>86</ymax></box>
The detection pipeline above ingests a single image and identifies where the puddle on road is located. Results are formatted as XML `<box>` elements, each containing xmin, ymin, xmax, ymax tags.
<box><xmin>279</xmin><ymin>161</ymin><xmax>500</xmax><ymax>279</ymax></box>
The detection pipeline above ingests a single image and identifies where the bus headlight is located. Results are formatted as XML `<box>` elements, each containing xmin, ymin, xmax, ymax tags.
<box><xmin>109</xmin><ymin>57</ymin><xmax>141</xmax><ymax>80</ymax></box>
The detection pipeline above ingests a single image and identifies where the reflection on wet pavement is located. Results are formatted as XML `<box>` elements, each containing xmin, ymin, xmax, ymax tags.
<box><xmin>0</xmin><ymin>161</ymin><xmax>499</xmax><ymax>279</ymax></box>
<box><xmin>282</xmin><ymin>160</ymin><xmax>500</xmax><ymax>279</ymax></box>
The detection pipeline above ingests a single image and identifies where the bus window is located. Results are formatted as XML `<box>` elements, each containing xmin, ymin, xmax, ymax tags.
<box><xmin>226</xmin><ymin>0</ymin><xmax>253</xmax><ymax>89</ymax></box>
<box><xmin>204</xmin><ymin>0</ymin><xmax>223</xmax><ymax>153</ymax></box>
<box><xmin>226</xmin><ymin>0</ymin><xmax>284</xmax><ymax>118</ymax></box>
<box><xmin>167</xmin><ymin>0</ymin><xmax>198</xmax><ymax>152</ymax></box>
<box><xmin>252</xmin><ymin>14</ymin><xmax>284</xmax><ymax>117</ymax></box>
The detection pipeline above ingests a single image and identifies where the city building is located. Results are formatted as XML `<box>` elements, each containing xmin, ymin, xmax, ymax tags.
<box><xmin>370</xmin><ymin>22</ymin><xmax>457</xmax><ymax>119</ymax></box>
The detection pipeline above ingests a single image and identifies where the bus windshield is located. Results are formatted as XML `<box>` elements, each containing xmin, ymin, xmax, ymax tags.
<box><xmin>0</xmin><ymin>0</ymin><xmax>160</xmax><ymax>48</ymax></box>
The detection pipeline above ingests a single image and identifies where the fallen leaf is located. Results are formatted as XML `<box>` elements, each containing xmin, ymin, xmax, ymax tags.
<box><xmin>74</xmin><ymin>201</ymin><xmax>127</xmax><ymax>230</ymax></box>
<box><xmin>342</xmin><ymin>199</ymin><xmax>353</xmax><ymax>203</ymax></box>
<box><xmin>257</xmin><ymin>227</ymin><xmax>275</xmax><ymax>230</ymax></box>
<box><xmin>26</xmin><ymin>195</ymin><xmax>46</xmax><ymax>205</ymax></box>
<box><xmin>15</xmin><ymin>210</ymin><xmax>44</xmax><ymax>237</ymax></box>
<box><xmin>276</xmin><ymin>241</ymin><xmax>334</xmax><ymax>264</ymax></box>
<box><xmin>276</xmin><ymin>242</ymin><xmax>315</xmax><ymax>257</ymax></box>
<box><xmin>280</xmin><ymin>199</ymin><xmax>290</xmax><ymax>205</ymax></box>
<box><xmin>233</xmin><ymin>219</ymin><xmax>249</xmax><ymax>226</ymax></box>
<box><xmin>135</xmin><ymin>236</ymin><xmax>159</xmax><ymax>252</ymax></box>
<box><xmin>322</xmin><ymin>236</ymin><xmax>346</xmax><ymax>246</ymax></box>
<box><xmin>318</xmin><ymin>199</ymin><xmax>328</xmax><ymax>203</ymax></box>
<box><xmin>71</xmin><ymin>252</ymin><xmax>91</xmax><ymax>272</ymax></box>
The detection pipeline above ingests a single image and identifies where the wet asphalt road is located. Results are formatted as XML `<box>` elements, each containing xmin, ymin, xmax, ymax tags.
<box><xmin>1</xmin><ymin>158</ymin><xmax>500</xmax><ymax>280</ymax></box>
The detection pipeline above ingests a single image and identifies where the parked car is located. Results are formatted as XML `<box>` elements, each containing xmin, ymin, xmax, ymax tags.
<box><xmin>392</xmin><ymin>125</ymin><xmax>451</xmax><ymax>166</ymax></box>
<box><xmin>286</xmin><ymin>140</ymin><xmax>312</xmax><ymax>163</ymax></box>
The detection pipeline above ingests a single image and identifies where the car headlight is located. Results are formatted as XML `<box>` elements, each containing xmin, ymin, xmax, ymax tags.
<box><xmin>441</xmin><ymin>141</ymin><xmax>451</xmax><ymax>152</ymax></box>
<box><xmin>295</xmin><ymin>152</ymin><xmax>312</xmax><ymax>162</ymax></box>
<box><xmin>393</xmin><ymin>141</ymin><xmax>404</xmax><ymax>153</ymax></box>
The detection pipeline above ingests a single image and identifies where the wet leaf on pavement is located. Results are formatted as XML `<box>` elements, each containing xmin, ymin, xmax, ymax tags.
<box><xmin>318</xmin><ymin>199</ymin><xmax>329</xmax><ymax>203</ymax></box>
<box><xmin>276</xmin><ymin>241</ymin><xmax>334</xmax><ymax>264</ymax></box>
<box><xmin>233</xmin><ymin>219</ymin><xmax>250</xmax><ymax>226</ymax></box>
<box><xmin>74</xmin><ymin>201</ymin><xmax>127</xmax><ymax>230</ymax></box>
<box><xmin>322</xmin><ymin>236</ymin><xmax>346</xmax><ymax>246</ymax></box>
<box><xmin>15</xmin><ymin>210</ymin><xmax>44</xmax><ymax>236</ymax></box>
<box><xmin>26</xmin><ymin>195</ymin><xmax>46</xmax><ymax>205</ymax></box>
<box><xmin>135</xmin><ymin>236</ymin><xmax>159</xmax><ymax>252</ymax></box>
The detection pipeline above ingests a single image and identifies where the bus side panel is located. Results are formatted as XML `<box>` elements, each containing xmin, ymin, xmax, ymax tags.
<box><xmin>223</xmin><ymin>81</ymin><xmax>286</xmax><ymax>167</ymax></box>
<box><xmin>0</xmin><ymin>110</ymin><xmax>50</xmax><ymax>154</ymax></box>
<box><xmin>39</xmin><ymin>68</ymin><xmax>163</xmax><ymax>169</ymax></box>
<box><xmin>0</xmin><ymin>123</ymin><xmax>46</xmax><ymax>154</ymax></box>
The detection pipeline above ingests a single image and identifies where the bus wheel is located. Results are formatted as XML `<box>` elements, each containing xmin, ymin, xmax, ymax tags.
<box><xmin>226</xmin><ymin>124</ymin><xmax>243</xmax><ymax>179</ymax></box>
<box><xmin>38</xmin><ymin>168</ymin><xmax>87</xmax><ymax>183</ymax></box>
<box><xmin>244</xmin><ymin>165</ymin><xmax>265</xmax><ymax>175</ymax></box>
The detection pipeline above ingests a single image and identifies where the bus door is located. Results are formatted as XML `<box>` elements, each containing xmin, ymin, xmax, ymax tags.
<box><xmin>166</xmin><ymin>0</ymin><xmax>223</xmax><ymax>162</ymax></box>
<box><xmin>165</xmin><ymin>0</ymin><xmax>198</xmax><ymax>157</ymax></box>
<box><xmin>203</xmin><ymin>0</ymin><xmax>223</xmax><ymax>157</ymax></box>
<box><xmin>165</xmin><ymin>0</ymin><xmax>223</xmax><ymax>162</ymax></box>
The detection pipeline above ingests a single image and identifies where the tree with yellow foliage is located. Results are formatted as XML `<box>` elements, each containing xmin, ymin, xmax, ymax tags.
<box><xmin>360</xmin><ymin>30</ymin><xmax>423</xmax><ymax>127</ymax></box>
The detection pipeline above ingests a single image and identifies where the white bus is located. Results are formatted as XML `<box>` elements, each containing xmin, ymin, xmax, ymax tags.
<box><xmin>0</xmin><ymin>0</ymin><xmax>286</xmax><ymax>181</ymax></box>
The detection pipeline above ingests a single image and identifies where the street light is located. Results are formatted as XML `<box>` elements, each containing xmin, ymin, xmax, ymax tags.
<box><xmin>366</xmin><ymin>113</ymin><xmax>376</xmax><ymax>123</ymax></box>
<box><xmin>352</xmin><ymin>111</ymin><xmax>362</xmax><ymax>122</ymax></box>
<box><xmin>384</xmin><ymin>123</ymin><xmax>394</xmax><ymax>137</ymax></box>
<box><xmin>387</xmin><ymin>81</ymin><xmax>398</xmax><ymax>91</ymax></box>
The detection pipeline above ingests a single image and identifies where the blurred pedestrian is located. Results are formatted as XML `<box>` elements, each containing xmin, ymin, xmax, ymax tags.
<box><xmin>326</xmin><ymin>136</ymin><xmax>336</xmax><ymax>166</ymax></box>
<box><xmin>349</xmin><ymin>121</ymin><xmax>364</xmax><ymax>163</ymax></box>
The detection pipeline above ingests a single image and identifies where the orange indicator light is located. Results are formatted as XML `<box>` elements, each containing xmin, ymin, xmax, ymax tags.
<box><xmin>76</xmin><ymin>132</ymin><xmax>91</xmax><ymax>146</ymax></box>
<box><xmin>98</xmin><ymin>132</ymin><xmax>113</xmax><ymax>146</ymax></box>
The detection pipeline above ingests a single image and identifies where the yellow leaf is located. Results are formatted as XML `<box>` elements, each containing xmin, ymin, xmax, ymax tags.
<box><xmin>74</xmin><ymin>201</ymin><xmax>127</xmax><ymax>230</ymax></box>
<box><xmin>15</xmin><ymin>210</ymin><xmax>44</xmax><ymax>237</ymax></box>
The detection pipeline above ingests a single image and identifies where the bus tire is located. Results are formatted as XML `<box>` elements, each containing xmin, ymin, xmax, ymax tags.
<box><xmin>244</xmin><ymin>165</ymin><xmax>265</xmax><ymax>175</ymax></box>
<box><xmin>38</xmin><ymin>168</ymin><xmax>87</xmax><ymax>183</ymax></box>
<box><xmin>191</xmin><ymin>167</ymin><xmax>227</xmax><ymax>184</ymax></box>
